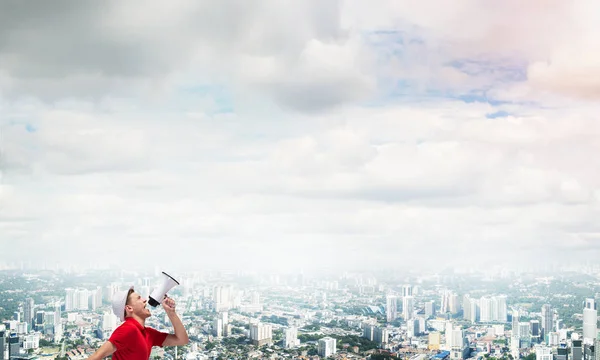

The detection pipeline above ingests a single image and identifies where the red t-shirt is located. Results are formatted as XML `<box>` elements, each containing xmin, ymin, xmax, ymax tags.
<box><xmin>108</xmin><ymin>318</ymin><xmax>169</xmax><ymax>360</ymax></box>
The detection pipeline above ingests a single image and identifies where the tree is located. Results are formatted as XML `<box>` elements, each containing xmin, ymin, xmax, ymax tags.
<box><xmin>523</xmin><ymin>354</ymin><xmax>536</xmax><ymax>360</ymax></box>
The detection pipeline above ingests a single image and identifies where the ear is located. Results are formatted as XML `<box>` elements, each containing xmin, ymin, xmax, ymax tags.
<box><xmin>125</xmin><ymin>304</ymin><xmax>134</xmax><ymax>313</ymax></box>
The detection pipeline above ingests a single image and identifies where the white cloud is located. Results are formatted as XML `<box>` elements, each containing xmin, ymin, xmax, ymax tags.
<box><xmin>1</xmin><ymin>0</ymin><xmax>599</xmax><ymax>272</ymax></box>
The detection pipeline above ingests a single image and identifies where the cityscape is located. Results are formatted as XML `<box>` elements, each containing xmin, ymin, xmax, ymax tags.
<box><xmin>1</xmin><ymin>263</ymin><xmax>600</xmax><ymax>359</ymax></box>
<box><xmin>2</xmin><ymin>1</ymin><xmax>600</xmax><ymax>360</ymax></box>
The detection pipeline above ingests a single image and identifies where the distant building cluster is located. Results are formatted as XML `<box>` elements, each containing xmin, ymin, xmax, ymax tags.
<box><xmin>1</xmin><ymin>269</ymin><xmax>600</xmax><ymax>360</ymax></box>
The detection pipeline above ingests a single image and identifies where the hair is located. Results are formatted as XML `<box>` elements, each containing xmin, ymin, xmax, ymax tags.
<box><xmin>124</xmin><ymin>288</ymin><xmax>135</xmax><ymax>319</ymax></box>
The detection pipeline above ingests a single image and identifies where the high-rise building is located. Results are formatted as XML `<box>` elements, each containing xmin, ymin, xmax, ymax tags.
<box><xmin>593</xmin><ymin>333</ymin><xmax>600</xmax><ymax>360</ymax></box>
<box><xmin>441</xmin><ymin>290</ymin><xmax>458</xmax><ymax>314</ymax></box>
<box><xmin>530</xmin><ymin>320</ymin><xmax>541</xmax><ymax>343</ymax></box>
<box><xmin>425</xmin><ymin>300</ymin><xmax>435</xmax><ymax>319</ymax></box>
<box><xmin>8</xmin><ymin>335</ymin><xmax>19</xmax><ymax>358</ymax></box>
<box><xmin>213</xmin><ymin>318</ymin><xmax>223</xmax><ymax>338</ymax></box>
<box><xmin>53</xmin><ymin>301</ymin><xmax>62</xmax><ymax>343</ymax></box>
<box><xmin>213</xmin><ymin>311</ymin><xmax>230</xmax><ymax>337</ymax></box>
<box><xmin>0</xmin><ymin>329</ymin><xmax>6</xmax><ymax>360</ymax></box>
<box><xmin>402</xmin><ymin>285</ymin><xmax>413</xmax><ymax>298</ymax></box>
<box><xmin>43</xmin><ymin>311</ymin><xmax>55</xmax><ymax>334</ymax></box>
<box><xmin>464</xmin><ymin>297</ymin><xmax>479</xmax><ymax>323</ymax></box>
<box><xmin>213</xmin><ymin>286</ymin><xmax>232</xmax><ymax>312</ymax></box>
<box><xmin>407</xmin><ymin>319</ymin><xmax>419</xmax><ymax>338</ymax></box>
<box><xmin>449</xmin><ymin>326</ymin><xmax>467</xmax><ymax>360</ymax></box>
<box><xmin>78</xmin><ymin>289</ymin><xmax>89</xmax><ymax>311</ymax></box>
<box><xmin>250</xmin><ymin>323</ymin><xmax>272</xmax><ymax>346</ymax></box>
<box><xmin>463</xmin><ymin>295</ymin><xmax>473</xmax><ymax>322</ymax></box>
<box><xmin>35</xmin><ymin>311</ymin><xmax>45</xmax><ymax>332</ymax></box>
<box><xmin>283</xmin><ymin>327</ymin><xmax>300</xmax><ymax>348</ymax></box>
<box><xmin>541</xmin><ymin>304</ymin><xmax>553</xmax><ymax>341</ymax></box>
<box><xmin>573</xmin><ymin>337</ymin><xmax>584</xmax><ymax>360</ymax></box>
<box><xmin>497</xmin><ymin>295</ymin><xmax>508</xmax><ymax>322</ymax></box>
<box><xmin>512</xmin><ymin>310</ymin><xmax>520</xmax><ymax>337</ymax></box>
<box><xmin>429</xmin><ymin>332</ymin><xmax>441</xmax><ymax>350</ymax></box>
<box><xmin>104</xmin><ymin>283</ymin><xmax>119</xmax><ymax>304</ymax></box>
<box><xmin>374</xmin><ymin>327</ymin><xmax>389</xmax><ymax>345</ymax></box>
<box><xmin>519</xmin><ymin>322</ymin><xmax>532</xmax><ymax>348</ymax></box>
<box><xmin>583</xmin><ymin>342</ymin><xmax>595</xmax><ymax>360</ymax></box>
<box><xmin>90</xmin><ymin>287</ymin><xmax>102</xmax><ymax>310</ymax></box>
<box><xmin>24</xmin><ymin>298</ymin><xmax>34</xmax><ymax>331</ymax></box>
<box><xmin>583</xmin><ymin>299</ymin><xmax>597</xmax><ymax>344</ymax></box>
<box><xmin>65</xmin><ymin>288</ymin><xmax>94</xmax><ymax>311</ymax></box>
<box><xmin>441</xmin><ymin>292</ymin><xmax>450</xmax><ymax>313</ymax></box>
<box><xmin>480</xmin><ymin>297</ymin><xmax>493</xmax><ymax>322</ymax></box>
<box><xmin>445</xmin><ymin>322</ymin><xmax>454</xmax><ymax>349</ymax></box>
<box><xmin>556</xmin><ymin>345</ymin><xmax>569</xmax><ymax>360</ymax></box>
<box><xmin>213</xmin><ymin>312</ymin><xmax>229</xmax><ymax>337</ymax></box>
<box><xmin>362</xmin><ymin>323</ymin><xmax>375</xmax><ymax>341</ymax></box>
<box><xmin>403</xmin><ymin>296</ymin><xmax>415</xmax><ymax>320</ymax></box>
<box><xmin>535</xmin><ymin>344</ymin><xmax>553</xmax><ymax>360</ymax></box>
<box><xmin>386</xmin><ymin>295</ymin><xmax>397</xmax><ymax>322</ymax></box>
<box><xmin>102</xmin><ymin>312</ymin><xmax>117</xmax><ymax>332</ymax></box>
<box><xmin>318</xmin><ymin>337</ymin><xmax>337</xmax><ymax>357</ymax></box>
<box><xmin>449</xmin><ymin>293</ymin><xmax>459</xmax><ymax>314</ymax></box>
<box><xmin>23</xmin><ymin>334</ymin><xmax>39</xmax><ymax>350</ymax></box>
<box><xmin>472</xmin><ymin>296</ymin><xmax>507</xmax><ymax>323</ymax></box>
<box><xmin>511</xmin><ymin>310</ymin><xmax>520</xmax><ymax>350</ymax></box>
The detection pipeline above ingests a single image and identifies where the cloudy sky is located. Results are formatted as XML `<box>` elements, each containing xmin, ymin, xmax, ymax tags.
<box><xmin>1</xmin><ymin>0</ymin><xmax>600</xmax><ymax>272</ymax></box>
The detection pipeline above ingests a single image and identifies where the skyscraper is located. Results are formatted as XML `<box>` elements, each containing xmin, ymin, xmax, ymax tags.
<box><xmin>449</xmin><ymin>293</ymin><xmax>459</xmax><ymax>314</ymax></box>
<box><xmin>24</xmin><ymin>298</ymin><xmax>34</xmax><ymax>331</ymax></box>
<box><xmin>0</xmin><ymin>329</ymin><xmax>6</xmax><ymax>360</ymax></box>
<box><xmin>213</xmin><ymin>286</ymin><xmax>232</xmax><ymax>312</ymax></box>
<box><xmin>403</xmin><ymin>296</ymin><xmax>415</xmax><ymax>320</ymax></box>
<box><xmin>572</xmin><ymin>335</ymin><xmax>583</xmax><ymax>360</ymax></box>
<box><xmin>583</xmin><ymin>299</ymin><xmax>597</xmax><ymax>344</ymax></box>
<box><xmin>530</xmin><ymin>320</ymin><xmax>541</xmax><ymax>342</ymax></box>
<box><xmin>250</xmin><ymin>323</ymin><xmax>272</xmax><ymax>346</ymax></box>
<box><xmin>402</xmin><ymin>285</ymin><xmax>413</xmax><ymax>298</ymax></box>
<box><xmin>541</xmin><ymin>304</ymin><xmax>553</xmax><ymax>340</ymax></box>
<box><xmin>480</xmin><ymin>297</ymin><xmax>492</xmax><ymax>322</ymax></box>
<box><xmin>425</xmin><ymin>300</ymin><xmax>435</xmax><ymax>318</ymax></box>
<box><xmin>497</xmin><ymin>295</ymin><xmax>508</xmax><ymax>322</ymax></box>
<box><xmin>386</xmin><ymin>295</ymin><xmax>397</xmax><ymax>322</ymax></box>
<box><xmin>318</xmin><ymin>337</ymin><xmax>337</xmax><ymax>357</ymax></box>
<box><xmin>511</xmin><ymin>309</ymin><xmax>520</xmax><ymax>349</ymax></box>
<box><xmin>283</xmin><ymin>327</ymin><xmax>299</xmax><ymax>348</ymax></box>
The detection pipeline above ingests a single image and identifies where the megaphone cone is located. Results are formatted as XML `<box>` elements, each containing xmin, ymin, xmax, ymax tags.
<box><xmin>149</xmin><ymin>271</ymin><xmax>180</xmax><ymax>307</ymax></box>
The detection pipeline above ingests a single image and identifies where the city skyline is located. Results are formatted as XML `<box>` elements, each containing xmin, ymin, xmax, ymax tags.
<box><xmin>2</xmin><ymin>1</ymin><xmax>600</xmax><ymax>270</ymax></box>
<box><xmin>1</xmin><ymin>267</ymin><xmax>599</xmax><ymax>359</ymax></box>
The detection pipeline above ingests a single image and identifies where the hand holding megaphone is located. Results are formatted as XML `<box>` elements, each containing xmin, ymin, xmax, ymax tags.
<box><xmin>162</xmin><ymin>296</ymin><xmax>177</xmax><ymax>314</ymax></box>
<box><xmin>148</xmin><ymin>271</ymin><xmax>180</xmax><ymax>307</ymax></box>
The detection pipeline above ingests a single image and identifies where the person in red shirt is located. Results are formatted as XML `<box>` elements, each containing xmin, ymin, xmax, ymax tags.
<box><xmin>86</xmin><ymin>286</ymin><xmax>189</xmax><ymax>360</ymax></box>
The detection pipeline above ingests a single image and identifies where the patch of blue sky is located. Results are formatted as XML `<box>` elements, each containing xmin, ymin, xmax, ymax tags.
<box><xmin>446</xmin><ymin>58</ymin><xmax>528</xmax><ymax>82</ymax></box>
<box><xmin>363</xmin><ymin>28</ymin><xmax>425</xmax><ymax>46</ymax></box>
<box><xmin>5</xmin><ymin>119</ymin><xmax>37</xmax><ymax>133</ymax></box>
<box><xmin>486</xmin><ymin>110</ymin><xmax>511</xmax><ymax>119</ymax></box>
<box><xmin>362</xmin><ymin>28</ymin><xmax>427</xmax><ymax>64</ymax></box>
<box><xmin>360</xmin><ymin>28</ymin><xmax>536</xmax><ymax>109</ymax></box>
<box><xmin>176</xmin><ymin>84</ymin><xmax>235</xmax><ymax>114</ymax></box>
<box><xmin>456</xmin><ymin>92</ymin><xmax>508</xmax><ymax>106</ymax></box>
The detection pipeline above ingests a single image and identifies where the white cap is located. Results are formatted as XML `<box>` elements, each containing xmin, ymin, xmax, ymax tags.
<box><xmin>112</xmin><ymin>286</ymin><xmax>134</xmax><ymax>322</ymax></box>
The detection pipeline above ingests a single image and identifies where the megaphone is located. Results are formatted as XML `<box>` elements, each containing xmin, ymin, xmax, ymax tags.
<box><xmin>148</xmin><ymin>271</ymin><xmax>180</xmax><ymax>307</ymax></box>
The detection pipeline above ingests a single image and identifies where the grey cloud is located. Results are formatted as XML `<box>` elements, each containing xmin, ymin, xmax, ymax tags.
<box><xmin>278</xmin><ymin>182</ymin><xmax>475</xmax><ymax>204</ymax></box>
<box><xmin>265</xmin><ymin>74</ymin><xmax>374</xmax><ymax>113</ymax></box>
<box><xmin>0</xmin><ymin>0</ymin><xmax>369</xmax><ymax>112</ymax></box>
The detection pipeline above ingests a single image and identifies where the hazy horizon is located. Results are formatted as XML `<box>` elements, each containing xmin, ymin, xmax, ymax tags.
<box><xmin>1</xmin><ymin>1</ymin><xmax>600</xmax><ymax>271</ymax></box>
